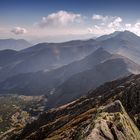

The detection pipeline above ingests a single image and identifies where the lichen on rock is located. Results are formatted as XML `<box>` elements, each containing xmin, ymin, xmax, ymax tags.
<box><xmin>86</xmin><ymin>100</ymin><xmax>140</xmax><ymax>140</ymax></box>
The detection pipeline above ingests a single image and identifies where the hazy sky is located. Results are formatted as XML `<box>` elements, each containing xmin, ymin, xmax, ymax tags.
<box><xmin>0</xmin><ymin>0</ymin><xmax>140</xmax><ymax>43</ymax></box>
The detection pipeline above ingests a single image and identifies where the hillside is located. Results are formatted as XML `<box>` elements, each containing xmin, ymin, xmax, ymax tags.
<box><xmin>0</xmin><ymin>94</ymin><xmax>47</xmax><ymax>139</ymax></box>
<box><xmin>7</xmin><ymin>74</ymin><xmax>140</xmax><ymax>140</ymax></box>
<box><xmin>96</xmin><ymin>30</ymin><xmax>140</xmax><ymax>65</ymax></box>
<box><xmin>47</xmin><ymin>56</ymin><xmax>140</xmax><ymax>108</ymax></box>
<box><xmin>0</xmin><ymin>48</ymin><xmax>112</xmax><ymax>95</ymax></box>
<box><xmin>0</xmin><ymin>39</ymin><xmax>98</xmax><ymax>82</ymax></box>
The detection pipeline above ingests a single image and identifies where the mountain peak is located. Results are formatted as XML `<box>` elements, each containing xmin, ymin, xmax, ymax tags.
<box><xmin>117</xmin><ymin>30</ymin><xmax>137</xmax><ymax>36</ymax></box>
<box><xmin>96</xmin><ymin>30</ymin><xmax>140</xmax><ymax>41</ymax></box>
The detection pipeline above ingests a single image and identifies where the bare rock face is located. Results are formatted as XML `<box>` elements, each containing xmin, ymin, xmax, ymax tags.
<box><xmin>86</xmin><ymin>100</ymin><xmax>140</xmax><ymax>140</ymax></box>
<box><xmin>11</xmin><ymin>100</ymin><xmax>140</xmax><ymax>140</ymax></box>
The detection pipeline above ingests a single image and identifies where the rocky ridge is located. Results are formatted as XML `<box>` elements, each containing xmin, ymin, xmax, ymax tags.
<box><xmin>7</xmin><ymin>74</ymin><xmax>140</xmax><ymax>140</ymax></box>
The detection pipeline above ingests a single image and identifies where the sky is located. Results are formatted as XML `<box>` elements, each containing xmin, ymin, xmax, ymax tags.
<box><xmin>0</xmin><ymin>0</ymin><xmax>140</xmax><ymax>43</ymax></box>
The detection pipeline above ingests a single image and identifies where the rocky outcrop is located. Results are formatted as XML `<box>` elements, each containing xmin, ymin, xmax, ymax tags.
<box><xmin>86</xmin><ymin>101</ymin><xmax>140</xmax><ymax>140</ymax></box>
<box><xmin>8</xmin><ymin>74</ymin><xmax>140</xmax><ymax>140</ymax></box>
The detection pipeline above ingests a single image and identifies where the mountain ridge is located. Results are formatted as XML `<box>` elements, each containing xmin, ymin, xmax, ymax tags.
<box><xmin>7</xmin><ymin>74</ymin><xmax>140</xmax><ymax>140</ymax></box>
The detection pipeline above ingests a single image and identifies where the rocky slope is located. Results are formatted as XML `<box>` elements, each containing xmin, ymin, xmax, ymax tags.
<box><xmin>86</xmin><ymin>101</ymin><xmax>140</xmax><ymax>140</ymax></box>
<box><xmin>8</xmin><ymin>74</ymin><xmax>140</xmax><ymax>140</ymax></box>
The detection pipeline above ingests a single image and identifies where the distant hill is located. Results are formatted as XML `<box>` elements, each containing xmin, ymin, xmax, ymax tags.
<box><xmin>0</xmin><ymin>48</ymin><xmax>113</xmax><ymax>95</ymax></box>
<box><xmin>0</xmin><ymin>39</ymin><xmax>98</xmax><ymax>82</ymax></box>
<box><xmin>0</xmin><ymin>48</ymin><xmax>140</xmax><ymax>109</ymax></box>
<box><xmin>0</xmin><ymin>39</ymin><xmax>31</xmax><ymax>50</ymax></box>
<box><xmin>1</xmin><ymin>31</ymin><xmax>140</xmax><ymax>82</ymax></box>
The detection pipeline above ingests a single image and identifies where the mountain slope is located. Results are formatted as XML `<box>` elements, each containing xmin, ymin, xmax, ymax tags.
<box><xmin>0</xmin><ymin>31</ymin><xmax>140</xmax><ymax>82</ymax></box>
<box><xmin>96</xmin><ymin>30</ymin><xmax>140</xmax><ymax>42</ymax></box>
<box><xmin>0</xmin><ymin>48</ymin><xmax>112</xmax><ymax>95</ymax></box>
<box><xmin>96</xmin><ymin>30</ymin><xmax>140</xmax><ymax>64</ymax></box>
<box><xmin>0</xmin><ymin>49</ymin><xmax>18</xmax><ymax>67</ymax></box>
<box><xmin>47</xmin><ymin>56</ymin><xmax>140</xmax><ymax>108</ymax></box>
<box><xmin>8</xmin><ymin>74</ymin><xmax>140</xmax><ymax>140</ymax></box>
<box><xmin>96</xmin><ymin>31</ymin><xmax>121</xmax><ymax>41</ymax></box>
<box><xmin>0</xmin><ymin>39</ymin><xmax>98</xmax><ymax>82</ymax></box>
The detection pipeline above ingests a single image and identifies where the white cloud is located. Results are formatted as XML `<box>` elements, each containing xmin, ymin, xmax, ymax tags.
<box><xmin>89</xmin><ymin>14</ymin><xmax>123</xmax><ymax>35</ymax></box>
<box><xmin>38</xmin><ymin>10</ymin><xmax>82</xmax><ymax>28</ymax></box>
<box><xmin>3</xmin><ymin>13</ymin><xmax>140</xmax><ymax>42</ymax></box>
<box><xmin>88</xmin><ymin>26</ymin><xmax>115</xmax><ymax>35</ymax></box>
<box><xmin>92</xmin><ymin>14</ymin><xmax>123</xmax><ymax>29</ymax></box>
<box><xmin>125</xmin><ymin>24</ymin><xmax>132</xmax><ymax>28</ymax></box>
<box><xmin>92</xmin><ymin>14</ymin><xmax>108</xmax><ymax>21</ymax></box>
<box><xmin>88</xmin><ymin>28</ymin><xmax>93</xmax><ymax>33</ymax></box>
<box><xmin>101</xmin><ymin>22</ymin><xmax>105</xmax><ymax>26</ymax></box>
<box><xmin>123</xmin><ymin>22</ymin><xmax>140</xmax><ymax>35</ymax></box>
<box><xmin>11</xmin><ymin>27</ymin><xmax>27</xmax><ymax>35</ymax></box>
<box><xmin>89</xmin><ymin>15</ymin><xmax>140</xmax><ymax>37</ymax></box>
<box><xmin>94</xmin><ymin>25</ymin><xmax>100</xmax><ymax>29</ymax></box>
<box><xmin>135</xmin><ymin>22</ymin><xmax>140</xmax><ymax>28</ymax></box>
<box><xmin>108</xmin><ymin>17</ymin><xmax>122</xmax><ymax>28</ymax></box>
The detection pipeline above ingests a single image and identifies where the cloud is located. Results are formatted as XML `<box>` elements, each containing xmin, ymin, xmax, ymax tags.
<box><xmin>108</xmin><ymin>17</ymin><xmax>122</xmax><ymax>28</ymax></box>
<box><xmin>7</xmin><ymin>13</ymin><xmax>140</xmax><ymax>42</ymax></box>
<box><xmin>92</xmin><ymin>14</ymin><xmax>108</xmax><ymax>21</ymax></box>
<box><xmin>89</xmin><ymin>16</ymin><xmax>140</xmax><ymax>37</ymax></box>
<box><xmin>123</xmin><ymin>22</ymin><xmax>140</xmax><ymax>35</ymax></box>
<box><xmin>135</xmin><ymin>22</ymin><xmax>140</xmax><ymax>28</ymax></box>
<box><xmin>89</xmin><ymin>14</ymin><xmax>123</xmax><ymax>35</ymax></box>
<box><xmin>11</xmin><ymin>27</ymin><xmax>27</xmax><ymax>35</ymax></box>
<box><xmin>88</xmin><ymin>28</ymin><xmax>93</xmax><ymax>33</ymax></box>
<box><xmin>92</xmin><ymin>14</ymin><xmax>123</xmax><ymax>29</ymax></box>
<box><xmin>94</xmin><ymin>25</ymin><xmax>100</xmax><ymax>29</ymax></box>
<box><xmin>88</xmin><ymin>26</ymin><xmax>115</xmax><ymax>35</ymax></box>
<box><xmin>125</xmin><ymin>24</ymin><xmax>132</xmax><ymax>28</ymax></box>
<box><xmin>38</xmin><ymin>10</ymin><xmax>82</xmax><ymax>28</ymax></box>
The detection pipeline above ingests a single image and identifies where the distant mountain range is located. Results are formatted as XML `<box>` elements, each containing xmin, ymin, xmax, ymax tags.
<box><xmin>0</xmin><ymin>30</ymin><xmax>140</xmax><ymax>109</ymax></box>
<box><xmin>1</xmin><ymin>31</ymin><xmax>140</xmax><ymax>139</ymax></box>
<box><xmin>47</xmin><ymin>52</ymin><xmax>140</xmax><ymax>108</ymax></box>
<box><xmin>0</xmin><ymin>39</ymin><xmax>31</xmax><ymax>50</ymax></box>
<box><xmin>0</xmin><ymin>39</ymin><xmax>98</xmax><ymax>82</ymax></box>
<box><xmin>0</xmin><ymin>48</ymin><xmax>113</xmax><ymax>94</ymax></box>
